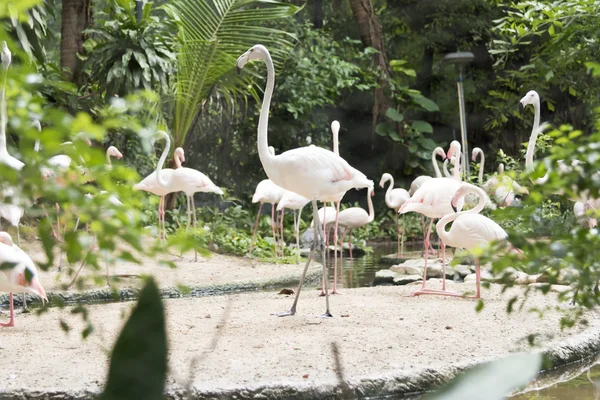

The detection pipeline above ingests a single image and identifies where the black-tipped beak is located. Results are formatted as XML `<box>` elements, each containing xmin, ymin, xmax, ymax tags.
<box><xmin>236</xmin><ymin>66</ymin><xmax>242</xmax><ymax>75</ymax></box>
<box><xmin>518</xmin><ymin>102</ymin><xmax>524</xmax><ymax>113</ymax></box>
<box><xmin>451</xmin><ymin>200</ymin><xmax>458</xmax><ymax>213</ymax></box>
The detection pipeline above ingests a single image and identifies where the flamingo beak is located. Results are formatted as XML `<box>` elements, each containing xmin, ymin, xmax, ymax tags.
<box><xmin>451</xmin><ymin>194</ymin><xmax>460</xmax><ymax>212</ymax></box>
<box><xmin>518</xmin><ymin>101</ymin><xmax>525</xmax><ymax>113</ymax></box>
<box><xmin>30</xmin><ymin>277</ymin><xmax>48</xmax><ymax>305</ymax></box>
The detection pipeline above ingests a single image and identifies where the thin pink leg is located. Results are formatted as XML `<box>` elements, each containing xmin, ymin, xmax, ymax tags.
<box><xmin>420</xmin><ymin>219</ymin><xmax>433</xmax><ymax>291</ymax></box>
<box><xmin>280</xmin><ymin>208</ymin><xmax>285</xmax><ymax>257</ymax></box>
<box><xmin>0</xmin><ymin>293</ymin><xmax>14</xmax><ymax>327</ymax></box>
<box><xmin>162</xmin><ymin>196</ymin><xmax>167</xmax><ymax>240</ymax></box>
<box><xmin>157</xmin><ymin>196</ymin><xmax>164</xmax><ymax>240</ymax></box>
<box><xmin>401</xmin><ymin>214</ymin><xmax>405</xmax><ymax>257</ymax></box>
<box><xmin>441</xmin><ymin>241</ymin><xmax>447</xmax><ymax>290</ymax></box>
<box><xmin>271</xmin><ymin>204</ymin><xmax>278</xmax><ymax>257</ymax></box>
<box><xmin>323</xmin><ymin>205</ymin><xmax>328</xmax><ymax>248</ymax></box>
<box><xmin>249</xmin><ymin>202</ymin><xmax>263</xmax><ymax>253</ymax></box>
<box><xmin>332</xmin><ymin>201</ymin><xmax>341</xmax><ymax>294</ymax></box>
<box><xmin>348</xmin><ymin>229</ymin><xmax>353</xmax><ymax>259</ymax></box>
<box><xmin>396</xmin><ymin>212</ymin><xmax>400</xmax><ymax>257</ymax></box>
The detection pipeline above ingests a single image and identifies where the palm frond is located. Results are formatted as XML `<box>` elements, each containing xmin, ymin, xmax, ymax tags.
<box><xmin>163</xmin><ymin>0</ymin><xmax>301</xmax><ymax>147</ymax></box>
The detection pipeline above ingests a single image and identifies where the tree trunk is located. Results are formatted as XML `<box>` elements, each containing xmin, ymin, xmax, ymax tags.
<box><xmin>417</xmin><ymin>46</ymin><xmax>434</xmax><ymax>97</ymax></box>
<box><xmin>60</xmin><ymin>0</ymin><xmax>92</xmax><ymax>83</ymax></box>
<box><xmin>348</xmin><ymin>0</ymin><xmax>391</xmax><ymax>137</ymax></box>
<box><xmin>314</xmin><ymin>0</ymin><xmax>323</xmax><ymax>29</ymax></box>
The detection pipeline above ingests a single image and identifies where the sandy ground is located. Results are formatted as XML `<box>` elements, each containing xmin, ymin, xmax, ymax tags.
<box><xmin>14</xmin><ymin>238</ymin><xmax>307</xmax><ymax>292</ymax></box>
<box><xmin>1</xmin><ymin>282</ymin><xmax>596</xmax><ymax>396</ymax></box>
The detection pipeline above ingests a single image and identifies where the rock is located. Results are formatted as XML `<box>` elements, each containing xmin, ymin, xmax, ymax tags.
<box><xmin>374</xmin><ymin>270</ymin><xmax>397</xmax><ymax>285</ymax></box>
<box><xmin>453</xmin><ymin>249</ymin><xmax>475</xmax><ymax>265</ymax></box>
<box><xmin>425</xmin><ymin>262</ymin><xmax>442</xmax><ymax>278</ymax></box>
<box><xmin>300</xmin><ymin>228</ymin><xmax>315</xmax><ymax>248</ymax></box>
<box><xmin>390</xmin><ymin>264</ymin><xmax>422</xmax><ymax>275</ymax></box>
<box><xmin>464</xmin><ymin>270</ymin><xmax>493</xmax><ymax>282</ymax></box>
<box><xmin>278</xmin><ymin>288</ymin><xmax>294</xmax><ymax>295</ymax></box>
<box><xmin>493</xmin><ymin>267</ymin><xmax>519</xmax><ymax>283</ymax></box>
<box><xmin>550</xmin><ymin>284</ymin><xmax>571</xmax><ymax>294</ymax></box>
<box><xmin>453</xmin><ymin>265</ymin><xmax>473</xmax><ymax>280</ymax></box>
<box><xmin>514</xmin><ymin>271</ymin><xmax>530</xmax><ymax>285</ymax></box>
<box><xmin>537</xmin><ymin>267</ymin><xmax>580</xmax><ymax>285</ymax></box>
<box><xmin>380</xmin><ymin>254</ymin><xmax>410</xmax><ymax>265</ymax></box>
<box><xmin>393</xmin><ymin>274</ymin><xmax>422</xmax><ymax>285</ymax></box>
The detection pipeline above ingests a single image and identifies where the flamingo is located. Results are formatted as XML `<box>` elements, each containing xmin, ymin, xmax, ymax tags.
<box><xmin>276</xmin><ymin>190</ymin><xmax>309</xmax><ymax>264</ymax></box>
<box><xmin>379</xmin><ymin>173</ymin><xmax>409</xmax><ymax>257</ymax></box>
<box><xmin>399</xmin><ymin>176</ymin><xmax>464</xmax><ymax>296</ymax></box>
<box><xmin>436</xmin><ymin>182</ymin><xmax>510</xmax><ymax>299</ymax></box>
<box><xmin>168</xmin><ymin>148</ymin><xmax>224</xmax><ymax>261</ymax></box>
<box><xmin>133</xmin><ymin>145</ymin><xmax>185</xmax><ymax>240</ymax></box>
<box><xmin>481</xmin><ymin>162</ymin><xmax>529</xmax><ymax>207</ymax></box>
<box><xmin>449</xmin><ymin>141</ymin><xmax>496</xmax><ymax>210</ymax></box>
<box><xmin>337</xmin><ymin>186</ymin><xmax>375</xmax><ymax>261</ymax></box>
<box><xmin>0</xmin><ymin>232</ymin><xmax>47</xmax><ymax>327</ymax></box>
<box><xmin>237</xmin><ymin>44</ymin><xmax>373</xmax><ymax>317</ymax></box>
<box><xmin>249</xmin><ymin>179</ymin><xmax>285</xmax><ymax>256</ymax></box>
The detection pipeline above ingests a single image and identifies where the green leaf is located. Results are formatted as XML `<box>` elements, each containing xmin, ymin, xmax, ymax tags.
<box><xmin>475</xmin><ymin>299</ymin><xmax>484</xmax><ymax>312</ymax></box>
<box><xmin>385</xmin><ymin>108</ymin><xmax>404</xmax><ymax>122</ymax></box>
<box><xmin>376</xmin><ymin>123</ymin><xmax>391</xmax><ymax>137</ymax></box>
<box><xmin>426</xmin><ymin>352</ymin><xmax>542</xmax><ymax>400</ymax></box>
<box><xmin>545</xmin><ymin>70</ymin><xmax>554</xmax><ymax>81</ymax></box>
<box><xmin>409</xmin><ymin>93</ymin><xmax>440</xmax><ymax>112</ymax></box>
<box><xmin>100</xmin><ymin>278</ymin><xmax>167</xmax><ymax>400</ymax></box>
<box><xmin>412</xmin><ymin>120</ymin><xmax>433</xmax><ymax>134</ymax></box>
<box><xmin>389</xmin><ymin>130</ymin><xmax>402</xmax><ymax>142</ymax></box>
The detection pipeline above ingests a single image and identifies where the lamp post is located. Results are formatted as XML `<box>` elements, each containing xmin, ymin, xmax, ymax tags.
<box><xmin>444</xmin><ymin>52</ymin><xmax>474</xmax><ymax>179</ymax></box>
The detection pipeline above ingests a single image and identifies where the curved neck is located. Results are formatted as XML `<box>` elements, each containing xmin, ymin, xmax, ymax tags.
<box><xmin>0</xmin><ymin>68</ymin><xmax>8</xmax><ymax>154</ymax></box>
<box><xmin>452</xmin><ymin>155</ymin><xmax>461</xmax><ymax>181</ymax></box>
<box><xmin>436</xmin><ymin>185</ymin><xmax>486</xmax><ymax>243</ymax></box>
<box><xmin>106</xmin><ymin>150</ymin><xmax>112</xmax><ymax>166</ymax></box>
<box><xmin>432</xmin><ymin>151</ymin><xmax>442</xmax><ymax>178</ymax></box>
<box><xmin>333</xmin><ymin>130</ymin><xmax>339</xmax><ymax>156</ymax></box>
<box><xmin>498</xmin><ymin>163</ymin><xmax>504</xmax><ymax>174</ymax></box>
<box><xmin>367</xmin><ymin>188</ymin><xmax>375</xmax><ymax>223</ymax></box>
<box><xmin>442</xmin><ymin>159</ymin><xmax>451</xmax><ymax>178</ymax></box>
<box><xmin>475</xmin><ymin>150</ymin><xmax>484</xmax><ymax>185</ymax></box>
<box><xmin>383</xmin><ymin>176</ymin><xmax>394</xmax><ymax>207</ymax></box>
<box><xmin>174</xmin><ymin>152</ymin><xmax>182</xmax><ymax>168</ymax></box>
<box><xmin>525</xmin><ymin>96</ymin><xmax>541</xmax><ymax>171</ymax></box>
<box><xmin>257</xmin><ymin>51</ymin><xmax>276</xmax><ymax>172</ymax></box>
<box><xmin>155</xmin><ymin>131</ymin><xmax>171</xmax><ymax>187</ymax></box>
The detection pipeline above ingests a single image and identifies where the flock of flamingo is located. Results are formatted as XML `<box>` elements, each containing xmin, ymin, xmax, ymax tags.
<box><xmin>0</xmin><ymin>41</ymin><xmax>587</xmax><ymax>326</ymax></box>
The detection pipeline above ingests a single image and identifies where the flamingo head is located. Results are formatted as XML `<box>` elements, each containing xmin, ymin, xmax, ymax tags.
<box><xmin>446</xmin><ymin>141</ymin><xmax>461</xmax><ymax>160</ymax></box>
<box><xmin>369</xmin><ymin>186</ymin><xmax>375</xmax><ymax>197</ymax></box>
<box><xmin>236</xmin><ymin>45</ymin><xmax>269</xmax><ymax>73</ymax></box>
<box><xmin>471</xmin><ymin>147</ymin><xmax>482</xmax><ymax>162</ymax></box>
<box><xmin>107</xmin><ymin>146</ymin><xmax>123</xmax><ymax>160</ymax></box>
<box><xmin>450</xmin><ymin>183</ymin><xmax>471</xmax><ymax>211</ymax></box>
<box><xmin>174</xmin><ymin>147</ymin><xmax>185</xmax><ymax>164</ymax></box>
<box><xmin>379</xmin><ymin>173</ymin><xmax>392</xmax><ymax>188</ymax></box>
<box><xmin>519</xmin><ymin>90</ymin><xmax>540</xmax><ymax>113</ymax></box>
<box><xmin>20</xmin><ymin>270</ymin><xmax>48</xmax><ymax>305</ymax></box>
<box><xmin>434</xmin><ymin>147</ymin><xmax>446</xmax><ymax>160</ymax></box>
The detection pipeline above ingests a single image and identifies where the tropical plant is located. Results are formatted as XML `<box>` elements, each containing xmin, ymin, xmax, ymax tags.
<box><xmin>162</xmin><ymin>0</ymin><xmax>301</xmax><ymax>149</ymax></box>
<box><xmin>83</xmin><ymin>0</ymin><xmax>177</xmax><ymax>98</ymax></box>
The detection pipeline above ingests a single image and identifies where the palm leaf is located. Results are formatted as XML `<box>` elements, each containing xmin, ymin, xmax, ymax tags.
<box><xmin>163</xmin><ymin>0</ymin><xmax>301</xmax><ymax>147</ymax></box>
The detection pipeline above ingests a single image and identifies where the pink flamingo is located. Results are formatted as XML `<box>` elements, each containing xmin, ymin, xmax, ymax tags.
<box><xmin>276</xmin><ymin>190</ymin><xmax>309</xmax><ymax>263</ymax></box>
<box><xmin>133</xmin><ymin>144</ymin><xmax>184</xmax><ymax>240</ymax></box>
<box><xmin>380</xmin><ymin>173</ymin><xmax>410</xmax><ymax>257</ymax></box>
<box><xmin>237</xmin><ymin>45</ymin><xmax>373</xmax><ymax>317</ymax></box>
<box><xmin>436</xmin><ymin>182</ymin><xmax>509</xmax><ymax>298</ymax></box>
<box><xmin>0</xmin><ymin>232</ymin><xmax>47</xmax><ymax>327</ymax></box>
<box><xmin>249</xmin><ymin>178</ymin><xmax>285</xmax><ymax>256</ymax></box>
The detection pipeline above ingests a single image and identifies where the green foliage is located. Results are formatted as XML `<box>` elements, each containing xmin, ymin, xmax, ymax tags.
<box><xmin>100</xmin><ymin>278</ymin><xmax>167</xmax><ymax>400</ymax></box>
<box><xmin>83</xmin><ymin>0</ymin><xmax>177</xmax><ymax>98</ymax></box>
<box><xmin>164</xmin><ymin>0</ymin><xmax>300</xmax><ymax>148</ymax></box>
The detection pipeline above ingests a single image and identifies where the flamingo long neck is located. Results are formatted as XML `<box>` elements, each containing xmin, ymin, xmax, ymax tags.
<box><xmin>0</xmin><ymin>66</ymin><xmax>8</xmax><ymax>154</ymax></box>
<box><xmin>442</xmin><ymin>159</ymin><xmax>451</xmax><ymax>178</ymax></box>
<box><xmin>106</xmin><ymin>150</ymin><xmax>112</xmax><ymax>167</ymax></box>
<box><xmin>257</xmin><ymin>50</ymin><xmax>276</xmax><ymax>173</ymax></box>
<box><xmin>452</xmin><ymin>154</ymin><xmax>461</xmax><ymax>181</ymax></box>
<box><xmin>155</xmin><ymin>131</ymin><xmax>171</xmax><ymax>187</ymax></box>
<box><xmin>436</xmin><ymin>185</ymin><xmax>486</xmax><ymax>244</ymax></box>
<box><xmin>524</xmin><ymin>95</ymin><xmax>547</xmax><ymax>185</ymax></box>
<box><xmin>432</xmin><ymin>150</ymin><xmax>442</xmax><ymax>178</ymax></box>
<box><xmin>367</xmin><ymin>188</ymin><xmax>375</xmax><ymax>223</ymax></box>
<box><xmin>476</xmin><ymin>150</ymin><xmax>485</xmax><ymax>185</ymax></box>
<box><xmin>333</xmin><ymin>130</ymin><xmax>339</xmax><ymax>156</ymax></box>
<box><xmin>384</xmin><ymin>175</ymin><xmax>394</xmax><ymax>208</ymax></box>
<box><xmin>174</xmin><ymin>152</ymin><xmax>182</xmax><ymax>168</ymax></box>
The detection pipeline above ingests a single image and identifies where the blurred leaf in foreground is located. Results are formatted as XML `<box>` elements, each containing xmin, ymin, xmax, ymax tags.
<box><xmin>100</xmin><ymin>278</ymin><xmax>167</xmax><ymax>400</ymax></box>
<box><xmin>426</xmin><ymin>352</ymin><xmax>542</xmax><ymax>400</ymax></box>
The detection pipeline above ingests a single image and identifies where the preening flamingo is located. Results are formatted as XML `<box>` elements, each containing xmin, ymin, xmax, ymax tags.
<box><xmin>237</xmin><ymin>44</ymin><xmax>373</xmax><ymax>317</ymax></box>
<box><xmin>379</xmin><ymin>173</ymin><xmax>409</xmax><ymax>257</ymax></box>
<box><xmin>436</xmin><ymin>183</ymin><xmax>510</xmax><ymax>298</ymax></box>
<box><xmin>133</xmin><ymin>144</ymin><xmax>185</xmax><ymax>240</ymax></box>
<box><xmin>0</xmin><ymin>232</ymin><xmax>47</xmax><ymax>327</ymax></box>
<box><xmin>276</xmin><ymin>190</ymin><xmax>309</xmax><ymax>263</ymax></box>
<box><xmin>399</xmin><ymin>177</ymin><xmax>464</xmax><ymax>296</ymax></box>
<box><xmin>249</xmin><ymin>179</ymin><xmax>285</xmax><ymax>256</ymax></box>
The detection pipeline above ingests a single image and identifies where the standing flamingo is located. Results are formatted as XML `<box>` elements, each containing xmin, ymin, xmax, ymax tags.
<box><xmin>237</xmin><ymin>44</ymin><xmax>373</xmax><ymax>317</ymax></box>
<box><xmin>0</xmin><ymin>232</ymin><xmax>47</xmax><ymax>327</ymax></box>
<box><xmin>276</xmin><ymin>190</ymin><xmax>309</xmax><ymax>263</ymax></box>
<box><xmin>399</xmin><ymin>177</ymin><xmax>463</xmax><ymax>296</ymax></box>
<box><xmin>133</xmin><ymin>146</ymin><xmax>185</xmax><ymax>240</ymax></box>
<box><xmin>436</xmin><ymin>182</ymin><xmax>510</xmax><ymax>298</ymax></box>
<box><xmin>379</xmin><ymin>173</ymin><xmax>409</xmax><ymax>257</ymax></box>
<box><xmin>337</xmin><ymin>186</ymin><xmax>375</xmax><ymax>260</ymax></box>
<box><xmin>249</xmin><ymin>179</ymin><xmax>285</xmax><ymax>256</ymax></box>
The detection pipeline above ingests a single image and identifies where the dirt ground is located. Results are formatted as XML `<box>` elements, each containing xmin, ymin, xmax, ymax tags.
<box><xmin>14</xmin><ymin>238</ymin><xmax>307</xmax><ymax>292</ymax></box>
<box><xmin>0</xmin><ymin>281</ymin><xmax>596</xmax><ymax>396</ymax></box>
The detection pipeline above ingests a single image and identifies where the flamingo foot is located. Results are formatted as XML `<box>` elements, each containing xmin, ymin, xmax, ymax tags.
<box><xmin>276</xmin><ymin>308</ymin><xmax>296</xmax><ymax>317</ymax></box>
<box><xmin>318</xmin><ymin>290</ymin><xmax>327</xmax><ymax>297</ymax></box>
<box><xmin>0</xmin><ymin>320</ymin><xmax>14</xmax><ymax>327</ymax></box>
<box><xmin>330</xmin><ymin>289</ymin><xmax>342</xmax><ymax>295</ymax></box>
<box><xmin>410</xmin><ymin>289</ymin><xmax>464</xmax><ymax>297</ymax></box>
<box><xmin>319</xmin><ymin>311</ymin><xmax>334</xmax><ymax>318</ymax></box>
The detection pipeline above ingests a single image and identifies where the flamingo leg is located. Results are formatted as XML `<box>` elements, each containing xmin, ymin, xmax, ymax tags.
<box><xmin>68</xmin><ymin>249</ymin><xmax>90</xmax><ymax>289</ymax></box>
<box><xmin>396</xmin><ymin>211</ymin><xmax>400</xmax><ymax>257</ymax></box>
<box><xmin>157</xmin><ymin>196</ymin><xmax>164</xmax><ymax>240</ymax></box>
<box><xmin>280</xmin><ymin>208</ymin><xmax>285</xmax><ymax>257</ymax></box>
<box><xmin>278</xmin><ymin>199</ymin><xmax>332</xmax><ymax>318</ymax></box>
<box><xmin>271</xmin><ymin>204</ymin><xmax>278</xmax><ymax>258</ymax></box>
<box><xmin>186</xmin><ymin>195</ymin><xmax>191</xmax><ymax>231</ymax></box>
<box><xmin>249</xmin><ymin>202</ymin><xmax>263</xmax><ymax>254</ymax></box>
<box><xmin>161</xmin><ymin>195</ymin><xmax>167</xmax><ymax>240</ymax></box>
<box><xmin>332</xmin><ymin>201</ymin><xmax>341</xmax><ymax>294</ymax></box>
<box><xmin>348</xmin><ymin>229</ymin><xmax>354</xmax><ymax>259</ymax></box>
<box><xmin>192</xmin><ymin>196</ymin><xmax>198</xmax><ymax>262</ymax></box>
<box><xmin>55</xmin><ymin>203</ymin><xmax>61</xmax><ymax>242</ymax></box>
<box><xmin>401</xmin><ymin>214</ymin><xmax>405</xmax><ymax>257</ymax></box>
<box><xmin>0</xmin><ymin>293</ymin><xmax>14</xmax><ymax>327</ymax></box>
<box><xmin>319</xmin><ymin>204</ymin><xmax>328</xmax><ymax>296</ymax></box>
<box><xmin>293</xmin><ymin>210</ymin><xmax>299</xmax><ymax>264</ymax></box>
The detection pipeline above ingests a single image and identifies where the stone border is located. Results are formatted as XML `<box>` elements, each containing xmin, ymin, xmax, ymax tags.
<box><xmin>3</xmin><ymin>320</ymin><xmax>600</xmax><ymax>399</ymax></box>
<box><xmin>0</xmin><ymin>267</ymin><xmax>322</xmax><ymax>308</ymax></box>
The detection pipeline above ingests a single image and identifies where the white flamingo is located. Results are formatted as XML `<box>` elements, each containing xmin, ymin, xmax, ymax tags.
<box><xmin>0</xmin><ymin>232</ymin><xmax>47</xmax><ymax>327</ymax></box>
<box><xmin>436</xmin><ymin>182</ymin><xmax>511</xmax><ymax>299</ymax></box>
<box><xmin>249</xmin><ymin>179</ymin><xmax>285</xmax><ymax>256</ymax></box>
<box><xmin>379</xmin><ymin>173</ymin><xmax>409</xmax><ymax>257</ymax></box>
<box><xmin>237</xmin><ymin>44</ymin><xmax>373</xmax><ymax>317</ymax></box>
<box><xmin>133</xmin><ymin>145</ymin><xmax>185</xmax><ymax>240</ymax></box>
<box><xmin>276</xmin><ymin>190</ymin><xmax>309</xmax><ymax>264</ymax></box>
